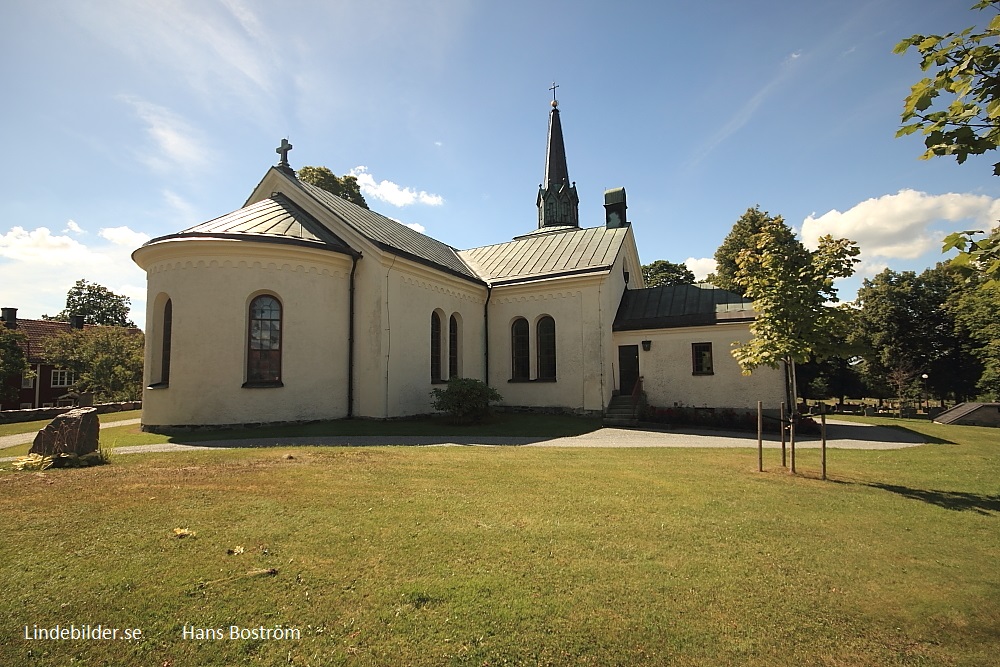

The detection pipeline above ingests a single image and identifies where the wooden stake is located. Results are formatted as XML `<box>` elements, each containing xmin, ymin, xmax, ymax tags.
<box><xmin>757</xmin><ymin>401</ymin><xmax>763</xmax><ymax>472</ymax></box>
<box><xmin>789</xmin><ymin>413</ymin><xmax>797</xmax><ymax>474</ymax></box>
<box><xmin>780</xmin><ymin>402</ymin><xmax>787</xmax><ymax>467</ymax></box>
<box><xmin>821</xmin><ymin>411</ymin><xmax>827</xmax><ymax>480</ymax></box>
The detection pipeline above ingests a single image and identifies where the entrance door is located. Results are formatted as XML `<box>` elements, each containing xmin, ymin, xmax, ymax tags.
<box><xmin>618</xmin><ymin>345</ymin><xmax>640</xmax><ymax>396</ymax></box>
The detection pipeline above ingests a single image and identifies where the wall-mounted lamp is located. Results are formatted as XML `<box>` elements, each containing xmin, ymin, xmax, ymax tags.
<box><xmin>641</xmin><ymin>340</ymin><xmax>652</xmax><ymax>351</ymax></box>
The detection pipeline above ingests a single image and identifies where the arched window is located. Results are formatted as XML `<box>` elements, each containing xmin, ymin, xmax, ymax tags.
<box><xmin>430</xmin><ymin>311</ymin><xmax>442</xmax><ymax>382</ymax></box>
<box><xmin>511</xmin><ymin>318</ymin><xmax>529</xmax><ymax>380</ymax></box>
<box><xmin>537</xmin><ymin>316</ymin><xmax>556</xmax><ymax>381</ymax></box>
<box><xmin>247</xmin><ymin>295</ymin><xmax>282</xmax><ymax>384</ymax></box>
<box><xmin>160</xmin><ymin>299</ymin><xmax>172</xmax><ymax>384</ymax></box>
<box><xmin>449</xmin><ymin>314</ymin><xmax>460</xmax><ymax>379</ymax></box>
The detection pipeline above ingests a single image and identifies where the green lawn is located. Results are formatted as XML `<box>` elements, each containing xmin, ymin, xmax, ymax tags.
<box><xmin>0</xmin><ymin>419</ymin><xmax>997</xmax><ymax>665</ymax></box>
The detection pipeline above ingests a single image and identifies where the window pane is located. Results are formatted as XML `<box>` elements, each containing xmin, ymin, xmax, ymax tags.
<box><xmin>537</xmin><ymin>316</ymin><xmax>556</xmax><ymax>380</ymax></box>
<box><xmin>430</xmin><ymin>312</ymin><xmax>442</xmax><ymax>381</ymax></box>
<box><xmin>248</xmin><ymin>296</ymin><xmax>281</xmax><ymax>382</ymax></box>
<box><xmin>512</xmin><ymin>318</ymin><xmax>529</xmax><ymax>380</ymax></box>
<box><xmin>449</xmin><ymin>315</ymin><xmax>459</xmax><ymax>378</ymax></box>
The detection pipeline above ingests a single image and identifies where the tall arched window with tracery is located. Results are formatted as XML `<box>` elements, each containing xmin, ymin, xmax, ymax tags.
<box><xmin>537</xmin><ymin>316</ymin><xmax>556</xmax><ymax>381</ymax></box>
<box><xmin>247</xmin><ymin>295</ymin><xmax>282</xmax><ymax>384</ymax></box>
<box><xmin>511</xmin><ymin>318</ymin><xmax>529</xmax><ymax>381</ymax></box>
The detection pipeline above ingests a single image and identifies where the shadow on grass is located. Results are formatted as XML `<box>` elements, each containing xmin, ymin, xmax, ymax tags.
<box><xmin>865</xmin><ymin>482</ymin><xmax>1000</xmax><ymax>516</ymax></box>
<box><xmin>162</xmin><ymin>413</ymin><xmax>603</xmax><ymax>446</ymax></box>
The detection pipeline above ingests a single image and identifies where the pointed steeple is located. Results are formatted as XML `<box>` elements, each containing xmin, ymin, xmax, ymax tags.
<box><xmin>536</xmin><ymin>84</ymin><xmax>579</xmax><ymax>229</ymax></box>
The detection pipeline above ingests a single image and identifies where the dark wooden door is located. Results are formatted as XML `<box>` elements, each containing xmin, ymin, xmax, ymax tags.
<box><xmin>618</xmin><ymin>345</ymin><xmax>640</xmax><ymax>396</ymax></box>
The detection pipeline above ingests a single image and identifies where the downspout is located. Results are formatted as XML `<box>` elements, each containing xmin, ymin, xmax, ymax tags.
<box><xmin>483</xmin><ymin>284</ymin><xmax>493</xmax><ymax>386</ymax></box>
<box><xmin>347</xmin><ymin>253</ymin><xmax>359</xmax><ymax>418</ymax></box>
<box><xmin>34</xmin><ymin>363</ymin><xmax>41</xmax><ymax>408</ymax></box>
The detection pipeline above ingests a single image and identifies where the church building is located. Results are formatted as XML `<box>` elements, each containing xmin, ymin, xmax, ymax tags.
<box><xmin>132</xmin><ymin>96</ymin><xmax>783</xmax><ymax>429</ymax></box>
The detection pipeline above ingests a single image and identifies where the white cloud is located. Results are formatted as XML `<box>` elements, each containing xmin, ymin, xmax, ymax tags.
<box><xmin>405</xmin><ymin>222</ymin><xmax>427</xmax><ymax>233</ymax></box>
<box><xmin>100</xmin><ymin>226</ymin><xmax>151</xmax><ymax>247</ymax></box>
<box><xmin>63</xmin><ymin>220</ymin><xmax>85</xmax><ymax>234</ymax></box>
<box><xmin>684</xmin><ymin>257</ymin><xmax>717</xmax><ymax>282</ymax></box>
<box><xmin>801</xmin><ymin>190</ymin><xmax>1000</xmax><ymax>261</ymax></box>
<box><xmin>349</xmin><ymin>166</ymin><xmax>444</xmax><ymax>207</ymax></box>
<box><xmin>0</xmin><ymin>225</ymin><xmax>149</xmax><ymax>327</ymax></box>
<box><xmin>120</xmin><ymin>96</ymin><xmax>213</xmax><ymax>174</ymax></box>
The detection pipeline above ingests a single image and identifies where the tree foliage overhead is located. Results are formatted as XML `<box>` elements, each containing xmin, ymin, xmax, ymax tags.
<box><xmin>728</xmin><ymin>213</ymin><xmax>860</xmax><ymax>377</ymax></box>
<box><xmin>42</xmin><ymin>327</ymin><xmax>145</xmax><ymax>403</ymax></box>
<box><xmin>641</xmin><ymin>260</ymin><xmax>695</xmax><ymax>287</ymax></box>
<box><xmin>43</xmin><ymin>279</ymin><xmax>136</xmax><ymax>327</ymax></box>
<box><xmin>0</xmin><ymin>327</ymin><xmax>31</xmax><ymax>402</ymax></box>
<box><xmin>895</xmin><ymin>1</ymin><xmax>1000</xmax><ymax>284</ymax></box>
<box><xmin>297</xmin><ymin>166</ymin><xmax>369</xmax><ymax>210</ymax></box>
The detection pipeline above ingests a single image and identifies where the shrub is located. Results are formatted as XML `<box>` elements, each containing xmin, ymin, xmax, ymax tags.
<box><xmin>430</xmin><ymin>378</ymin><xmax>503</xmax><ymax>424</ymax></box>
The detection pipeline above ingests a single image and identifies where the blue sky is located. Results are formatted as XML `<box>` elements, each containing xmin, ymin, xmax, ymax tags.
<box><xmin>3</xmin><ymin>0</ymin><xmax>998</xmax><ymax>329</ymax></box>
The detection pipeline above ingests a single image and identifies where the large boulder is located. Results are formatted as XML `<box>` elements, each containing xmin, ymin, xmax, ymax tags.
<box><xmin>30</xmin><ymin>407</ymin><xmax>100</xmax><ymax>457</ymax></box>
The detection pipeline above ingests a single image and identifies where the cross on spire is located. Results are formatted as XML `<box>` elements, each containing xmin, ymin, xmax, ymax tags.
<box><xmin>549</xmin><ymin>81</ymin><xmax>559</xmax><ymax>107</ymax></box>
<box><xmin>275</xmin><ymin>138</ymin><xmax>293</xmax><ymax>167</ymax></box>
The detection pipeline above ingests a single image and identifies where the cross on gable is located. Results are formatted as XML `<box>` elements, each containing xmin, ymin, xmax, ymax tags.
<box><xmin>275</xmin><ymin>138</ymin><xmax>293</xmax><ymax>166</ymax></box>
<box><xmin>549</xmin><ymin>81</ymin><xmax>559</xmax><ymax>105</ymax></box>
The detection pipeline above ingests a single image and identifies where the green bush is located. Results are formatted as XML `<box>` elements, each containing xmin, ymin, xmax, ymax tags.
<box><xmin>430</xmin><ymin>378</ymin><xmax>503</xmax><ymax>424</ymax></box>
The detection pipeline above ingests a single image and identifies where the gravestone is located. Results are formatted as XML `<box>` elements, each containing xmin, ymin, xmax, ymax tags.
<box><xmin>29</xmin><ymin>407</ymin><xmax>100</xmax><ymax>457</ymax></box>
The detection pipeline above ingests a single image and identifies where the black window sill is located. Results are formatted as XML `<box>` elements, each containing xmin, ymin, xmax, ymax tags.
<box><xmin>508</xmin><ymin>378</ymin><xmax>557</xmax><ymax>383</ymax></box>
<box><xmin>431</xmin><ymin>379</ymin><xmax>448</xmax><ymax>385</ymax></box>
<box><xmin>242</xmin><ymin>380</ymin><xmax>284</xmax><ymax>388</ymax></box>
<box><xmin>146</xmin><ymin>382</ymin><xmax>169</xmax><ymax>390</ymax></box>
<box><xmin>692</xmin><ymin>371</ymin><xmax>714</xmax><ymax>376</ymax></box>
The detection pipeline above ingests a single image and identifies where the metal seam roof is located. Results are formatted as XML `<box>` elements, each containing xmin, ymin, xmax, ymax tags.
<box><xmin>459</xmin><ymin>226</ymin><xmax>627</xmax><ymax>282</ymax></box>
<box><xmin>613</xmin><ymin>284</ymin><xmax>756</xmax><ymax>330</ymax></box>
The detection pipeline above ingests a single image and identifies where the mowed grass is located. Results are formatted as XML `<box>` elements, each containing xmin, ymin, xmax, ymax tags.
<box><xmin>0</xmin><ymin>420</ymin><xmax>997</xmax><ymax>666</ymax></box>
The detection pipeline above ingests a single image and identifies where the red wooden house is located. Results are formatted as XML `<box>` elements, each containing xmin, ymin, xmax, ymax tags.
<box><xmin>1</xmin><ymin>307</ymin><xmax>88</xmax><ymax>411</ymax></box>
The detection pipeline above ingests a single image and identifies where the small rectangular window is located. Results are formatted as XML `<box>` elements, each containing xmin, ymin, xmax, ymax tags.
<box><xmin>692</xmin><ymin>343</ymin><xmax>714</xmax><ymax>375</ymax></box>
<box><xmin>22</xmin><ymin>375</ymin><xmax>34</xmax><ymax>389</ymax></box>
<box><xmin>51</xmin><ymin>369</ymin><xmax>76</xmax><ymax>387</ymax></box>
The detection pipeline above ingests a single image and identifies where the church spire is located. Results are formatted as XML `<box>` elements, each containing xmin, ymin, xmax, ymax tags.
<box><xmin>536</xmin><ymin>83</ymin><xmax>579</xmax><ymax>229</ymax></box>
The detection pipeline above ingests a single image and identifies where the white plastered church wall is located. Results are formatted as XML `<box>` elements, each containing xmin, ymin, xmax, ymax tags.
<box><xmin>612</xmin><ymin>323</ymin><xmax>785</xmax><ymax>411</ymax></box>
<box><xmin>379</xmin><ymin>256</ymin><xmax>486</xmax><ymax>417</ymax></box>
<box><xmin>134</xmin><ymin>239</ymin><xmax>354</xmax><ymax>426</ymax></box>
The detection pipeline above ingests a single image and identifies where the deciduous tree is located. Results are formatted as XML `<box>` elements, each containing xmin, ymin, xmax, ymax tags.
<box><xmin>43</xmin><ymin>280</ymin><xmax>136</xmax><ymax>327</ymax></box>
<box><xmin>641</xmin><ymin>260</ymin><xmax>695</xmax><ymax>287</ymax></box>
<box><xmin>709</xmin><ymin>206</ymin><xmax>774</xmax><ymax>294</ymax></box>
<box><xmin>0</xmin><ymin>328</ymin><xmax>30</xmax><ymax>403</ymax></box>
<box><xmin>297</xmin><ymin>166</ymin><xmax>369</xmax><ymax>209</ymax></box>
<box><xmin>42</xmin><ymin>327</ymin><xmax>144</xmax><ymax>402</ymax></box>
<box><xmin>728</xmin><ymin>214</ymin><xmax>860</xmax><ymax>409</ymax></box>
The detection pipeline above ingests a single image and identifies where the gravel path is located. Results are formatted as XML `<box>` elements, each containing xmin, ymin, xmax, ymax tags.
<box><xmin>0</xmin><ymin>418</ymin><xmax>928</xmax><ymax>463</ymax></box>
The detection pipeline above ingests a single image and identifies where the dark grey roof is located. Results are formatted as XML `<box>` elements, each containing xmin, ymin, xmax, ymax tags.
<box><xmin>614</xmin><ymin>284</ymin><xmax>755</xmax><ymax>331</ymax></box>
<box><xmin>295</xmin><ymin>179</ymin><xmax>480</xmax><ymax>282</ymax></box>
<box><xmin>145</xmin><ymin>194</ymin><xmax>355</xmax><ymax>254</ymax></box>
<box><xmin>459</xmin><ymin>226</ymin><xmax>628</xmax><ymax>284</ymax></box>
